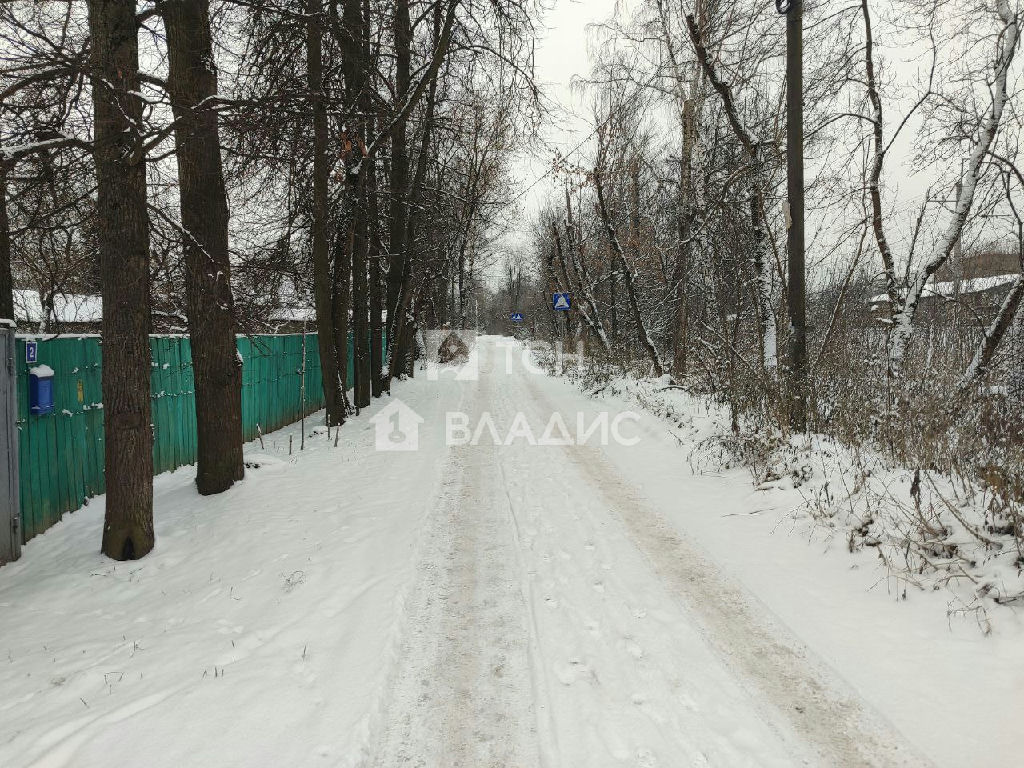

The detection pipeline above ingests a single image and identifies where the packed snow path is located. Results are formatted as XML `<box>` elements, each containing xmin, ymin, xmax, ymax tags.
<box><xmin>368</xmin><ymin>339</ymin><xmax>923</xmax><ymax>768</ymax></box>
<box><xmin>2</xmin><ymin>336</ymin><xmax>1020</xmax><ymax>768</ymax></box>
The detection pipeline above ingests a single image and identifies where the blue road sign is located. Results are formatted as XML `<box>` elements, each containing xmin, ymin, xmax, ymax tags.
<box><xmin>26</xmin><ymin>341</ymin><xmax>38</xmax><ymax>364</ymax></box>
<box><xmin>552</xmin><ymin>292</ymin><xmax>571</xmax><ymax>311</ymax></box>
<box><xmin>510</xmin><ymin>312</ymin><xmax>524</xmax><ymax>323</ymax></box>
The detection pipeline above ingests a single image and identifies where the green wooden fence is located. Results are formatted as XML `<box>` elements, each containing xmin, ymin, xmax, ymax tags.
<box><xmin>15</xmin><ymin>333</ymin><xmax>330</xmax><ymax>543</ymax></box>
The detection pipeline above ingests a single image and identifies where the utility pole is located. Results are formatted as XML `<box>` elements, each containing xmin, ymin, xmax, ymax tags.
<box><xmin>782</xmin><ymin>0</ymin><xmax>807</xmax><ymax>431</ymax></box>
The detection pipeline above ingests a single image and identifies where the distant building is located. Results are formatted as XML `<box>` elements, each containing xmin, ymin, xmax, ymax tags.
<box><xmin>267</xmin><ymin>305</ymin><xmax>316</xmax><ymax>333</ymax></box>
<box><xmin>869</xmin><ymin>251</ymin><xmax>1021</xmax><ymax>324</ymax></box>
<box><xmin>13</xmin><ymin>289</ymin><xmax>102</xmax><ymax>334</ymax></box>
<box><xmin>13</xmin><ymin>290</ymin><xmax>187</xmax><ymax>335</ymax></box>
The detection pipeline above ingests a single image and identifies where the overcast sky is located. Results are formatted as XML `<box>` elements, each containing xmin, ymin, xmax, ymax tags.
<box><xmin>494</xmin><ymin>0</ymin><xmax>1016</xmax><ymax>286</ymax></box>
<box><xmin>498</xmin><ymin>0</ymin><xmax>621</xmax><ymax>256</ymax></box>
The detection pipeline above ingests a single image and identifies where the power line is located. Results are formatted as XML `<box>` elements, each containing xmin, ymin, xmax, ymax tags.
<box><xmin>508</xmin><ymin>123</ymin><xmax>603</xmax><ymax>207</ymax></box>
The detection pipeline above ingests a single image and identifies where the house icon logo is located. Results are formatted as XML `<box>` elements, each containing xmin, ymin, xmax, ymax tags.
<box><xmin>370</xmin><ymin>398</ymin><xmax>425</xmax><ymax>451</ymax></box>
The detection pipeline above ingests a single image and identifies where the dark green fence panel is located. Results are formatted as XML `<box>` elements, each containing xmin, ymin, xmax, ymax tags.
<box><xmin>237</xmin><ymin>334</ymin><xmax>325</xmax><ymax>441</ymax></box>
<box><xmin>16</xmin><ymin>336</ymin><xmax>105</xmax><ymax>542</ymax></box>
<box><xmin>15</xmin><ymin>333</ymin><xmax>330</xmax><ymax>543</ymax></box>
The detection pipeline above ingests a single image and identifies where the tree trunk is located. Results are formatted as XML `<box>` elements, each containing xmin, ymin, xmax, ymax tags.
<box><xmin>386</xmin><ymin>0</ymin><xmax>412</xmax><ymax>355</ymax></box>
<box><xmin>785</xmin><ymin>0</ymin><xmax>807</xmax><ymax>430</ymax></box>
<box><xmin>672</xmin><ymin>99</ymin><xmax>696</xmax><ymax>379</ymax></box>
<box><xmin>553</xmin><ymin>222</ymin><xmax>609</xmax><ymax>352</ymax></box>
<box><xmin>686</xmin><ymin>12</ymin><xmax>777</xmax><ymax>374</ymax></box>
<box><xmin>563</xmin><ymin>188</ymin><xmax>610</xmax><ymax>350</ymax></box>
<box><xmin>888</xmin><ymin>0</ymin><xmax>1018</xmax><ymax>373</ymax></box>
<box><xmin>595</xmin><ymin>169</ymin><xmax>665</xmax><ymax>375</ymax></box>
<box><xmin>338</xmin><ymin>0</ymin><xmax>370</xmax><ymax>408</ymax></box>
<box><xmin>458</xmin><ymin>243</ymin><xmax>467</xmax><ymax>330</ymax></box>
<box><xmin>365</xmin><ymin>0</ymin><xmax>382</xmax><ymax>397</ymax></box>
<box><xmin>163</xmin><ymin>0</ymin><xmax>245</xmax><ymax>494</ymax></box>
<box><xmin>332</xmin><ymin>221</ymin><xmax>352</xmax><ymax>405</ymax></box>
<box><xmin>306</xmin><ymin>0</ymin><xmax>345</xmax><ymax>425</ymax></box>
<box><xmin>352</xmin><ymin>215</ymin><xmax>370</xmax><ymax>407</ymax></box>
<box><xmin>87</xmin><ymin>0</ymin><xmax>154</xmax><ymax>560</ymax></box>
<box><xmin>0</xmin><ymin>163</ymin><xmax>12</xmax><ymax>320</ymax></box>
<box><xmin>348</xmin><ymin>0</ymin><xmax>372</xmax><ymax>409</ymax></box>
<box><xmin>368</xmin><ymin>152</ymin><xmax>384</xmax><ymax>397</ymax></box>
<box><xmin>750</xmin><ymin>179</ymin><xmax>777</xmax><ymax>372</ymax></box>
<box><xmin>387</xmin><ymin>0</ymin><xmax>441</xmax><ymax>386</ymax></box>
<box><xmin>959</xmin><ymin>274</ymin><xmax>1024</xmax><ymax>392</ymax></box>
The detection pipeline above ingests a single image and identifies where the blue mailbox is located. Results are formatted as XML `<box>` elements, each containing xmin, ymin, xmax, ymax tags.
<box><xmin>29</xmin><ymin>364</ymin><xmax>55</xmax><ymax>415</ymax></box>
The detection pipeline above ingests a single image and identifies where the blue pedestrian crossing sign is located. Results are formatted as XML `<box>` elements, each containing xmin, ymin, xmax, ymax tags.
<box><xmin>26</xmin><ymin>341</ymin><xmax>38</xmax><ymax>364</ymax></box>
<box><xmin>552</xmin><ymin>292</ymin><xmax>571</xmax><ymax>311</ymax></box>
<box><xmin>510</xmin><ymin>312</ymin><xmax>524</xmax><ymax>323</ymax></box>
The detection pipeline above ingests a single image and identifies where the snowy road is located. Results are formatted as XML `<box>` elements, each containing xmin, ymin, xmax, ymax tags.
<box><xmin>1</xmin><ymin>335</ymin><xmax>1019</xmax><ymax>768</ymax></box>
<box><xmin>366</xmin><ymin>338</ymin><xmax>926</xmax><ymax>768</ymax></box>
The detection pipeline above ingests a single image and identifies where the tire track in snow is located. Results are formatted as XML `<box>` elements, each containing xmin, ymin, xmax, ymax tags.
<box><xmin>367</xmin><ymin>347</ymin><xmax>540</xmax><ymax>768</ymax></box>
<box><xmin>490</xmin><ymin>355</ymin><xmax>804</xmax><ymax>766</ymax></box>
<box><xmin>522</xmin><ymin>370</ymin><xmax>933</xmax><ymax>768</ymax></box>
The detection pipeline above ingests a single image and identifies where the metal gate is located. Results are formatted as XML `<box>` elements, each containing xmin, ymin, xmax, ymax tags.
<box><xmin>1</xmin><ymin>323</ymin><xmax>19</xmax><ymax>565</ymax></box>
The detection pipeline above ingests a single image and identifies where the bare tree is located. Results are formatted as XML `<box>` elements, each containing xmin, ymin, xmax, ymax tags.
<box><xmin>87</xmin><ymin>0</ymin><xmax>154</xmax><ymax>560</ymax></box>
<box><xmin>885</xmin><ymin>0</ymin><xmax>1019</xmax><ymax>373</ymax></box>
<box><xmin>163</xmin><ymin>0</ymin><xmax>245</xmax><ymax>494</ymax></box>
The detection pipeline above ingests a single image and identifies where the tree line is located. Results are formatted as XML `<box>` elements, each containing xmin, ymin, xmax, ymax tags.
<box><xmin>1</xmin><ymin>0</ymin><xmax>536</xmax><ymax>560</ymax></box>
<box><xmin>514</xmin><ymin>0</ymin><xmax>1024</xmax><ymax>506</ymax></box>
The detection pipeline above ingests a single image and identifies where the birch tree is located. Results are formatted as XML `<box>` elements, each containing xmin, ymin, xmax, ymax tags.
<box><xmin>882</xmin><ymin>0</ymin><xmax>1020</xmax><ymax>374</ymax></box>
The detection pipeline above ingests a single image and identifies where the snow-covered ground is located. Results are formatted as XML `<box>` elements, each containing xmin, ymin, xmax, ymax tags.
<box><xmin>1</xmin><ymin>336</ymin><xmax>1021</xmax><ymax>767</ymax></box>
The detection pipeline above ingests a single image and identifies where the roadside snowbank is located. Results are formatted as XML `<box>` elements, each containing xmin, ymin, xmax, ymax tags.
<box><xmin>0</xmin><ymin>373</ymin><xmax>467</xmax><ymax>768</ymax></box>
<box><xmin>528</xmin><ymin>352</ymin><xmax>1024</xmax><ymax>765</ymax></box>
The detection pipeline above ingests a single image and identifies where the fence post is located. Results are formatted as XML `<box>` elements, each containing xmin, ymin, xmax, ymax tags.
<box><xmin>0</xmin><ymin>321</ymin><xmax>20</xmax><ymax>564</ymax></box>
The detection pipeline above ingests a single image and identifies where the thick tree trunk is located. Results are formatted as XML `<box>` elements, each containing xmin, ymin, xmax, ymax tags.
<box><xmin>87</xmin><ymin>0</ymin><xmax>154</xmax><ymax>560</ymax></box>
<box><xmin>353</xmin><ymin>0</ymin><xmax>374</xmax><ymax>405</ymax></box>
<box><xmin>387</xmin><ymin>0</ymin><xmax>441</xmax><ymax>385</ymax></box>
<box><xmin>163</xmin><ymin>0</ymin><xmax>244</xmax><ymax>495</ymax></box>
<box><xmin>306</xmin><ymin>0</ymin><xmax>345</xmax><ymax>425</ymax></box>
<box><xmin>365</xmin><ymin>0</ymin><xmax>383</xmax><ymax>397</ymax></box>
<box><xmin>785</xmin><ymin>0</ymin><xmax>807</xmax><ymax>430</ymax></box>
<box><xmin>339</xmin><ymin>0</ymin><xmax>371</xmax><ymax>408</ymax></box>
<box><xmin>0</xmin><ymin>163</ymin><xmax>12</xmax><ymax>320</ymax></box>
